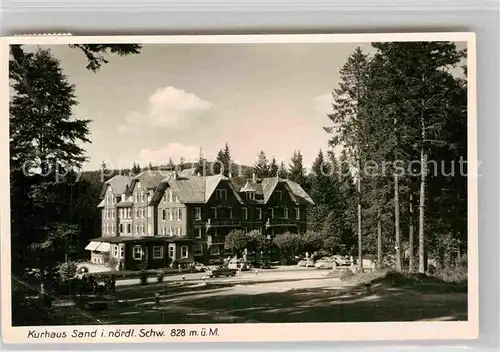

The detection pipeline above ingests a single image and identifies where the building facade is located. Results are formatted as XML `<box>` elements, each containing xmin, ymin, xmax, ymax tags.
<box><xmin>86</xmin><ymin>170</ymin><xmax>314</xmax><ymax>270</ymax></box>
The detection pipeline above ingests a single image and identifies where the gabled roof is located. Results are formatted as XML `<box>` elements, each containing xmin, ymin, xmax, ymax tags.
<box><xmin>99</xmin><ymin>175</ymin><xmax>133</xmax><ymax>198</ymax></box>
<box><xmin>129</xmin><ymin>170</ymin><xmax>174</xmax><ymax>192</ymax></box>
<box><xmin>284</xmin><ymin>179</ymin><xmax>315</xmax><ymax>205</ymax></box>
<box><xmin>205</xmin><ymin>174</ymin><xmax>226</xmax><ymax>201</ymax></box>
<box><xmin>261</xmin><ymin>176</ymin><xmax>280</xmax><ymax>203</ymax></box>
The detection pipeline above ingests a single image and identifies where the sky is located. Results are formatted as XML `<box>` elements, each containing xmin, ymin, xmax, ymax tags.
<box><xmin>30</xmin><ymin>41</ymin><xmax>462</xmax><ymax>172</ymax></box>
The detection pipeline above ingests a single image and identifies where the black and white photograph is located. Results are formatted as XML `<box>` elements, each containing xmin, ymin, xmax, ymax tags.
<box><xmin>1</xmin><ymin>33</ymin><xmax>477</xmax><ymax>343</ymax></box>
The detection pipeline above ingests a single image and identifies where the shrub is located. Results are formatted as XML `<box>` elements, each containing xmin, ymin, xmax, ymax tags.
<box><xmin>340</xmin><ymin>269</ymin><xmax>355</xmax><ymax>282</ymax></box>
<box><xmin>433</xmin><ymin>255</ymin><xmax>467</xmax><ymax>284</ymax></box>
<box><xmin>107</xmin><ymin>257</ymin><xmax>119</xmax><ymax>269</ymax></box>
<box><xmin>58</xmin><ymin>262</ymin><xmax>77</xmax><ymax>281</ymax></box>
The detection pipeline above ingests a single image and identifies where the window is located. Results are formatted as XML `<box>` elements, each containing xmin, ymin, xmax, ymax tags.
<box><xmin>193</xmin><ymin>244</ymin><xmax>203</xmax><ymax>256</ymax></box>
<box><xmin>141</xmin><ymin>224</ymin><xmax>145</xmax><ymax>235</ymax></box>
<box><xmin>247</xmin><ymin>192</ymin><xmax>255</xmax><ymax>200</ymax></box>
<box><xmin>135</xmin><ymin>224</ymin><xmax>139</xmax><ymax>234</ymax></box>
<box><xmin>113</xmin><ymin>246</ymin><xmax>118</xmax><ymax>257</ymax></box>
<box><xmin>257</xmin><ymin>208</ymin><xmax>262</xmax><ymax>220</ymax></box>
<box><xmin>175</xmin><ymin>194</ymin><xmax>179</xmax><ymax>203</ymax></box>
<box><xmin>270</xmin><ymin>208</ymin><xmax>275</xmax><ymax>219</ymax></box>
<box><xmin>296</xmin><ymin>207</ymin><xmax>300</xmax><ymax>220</ymax></box>
<box><xmin>120</xmin><ymin>246</ymin><xmax>124</xmax><ymax>258</ymax></box>
<box><xmin>168</xmin><ymin>189</ymin><xmax>173</xmax><ymax>203</ymax></box>
<box><xmin>168</xmin><ymin>245</ymin><xmax>175</xmax><ymax>259</ymax></box>
<box><xmin>133</xmin><ymin>246</ymin><xmax>143</xmax><ymax>260</ymax></box>
<box><xmin>168</xmin><ymin>209</ymin><xmax>173</xmax><ymax>221</ymax></box>
<box><xmin>134</xmin><ymin>192</ymin><xmax>138</xmax><ymax>203</ymax></box>
<box><xmin>169</xmin><ymin>226</ymin><xmax>174</xmax><ymax>237</ymax></box>
<box><xmin>177</xmin><ymin>227</ymin><xmax>182</xmax><ymax>237</ymax></box>
<box><xmin>111</xmin><ymin>224</ymin><xmax>115</xmax><ymax>234</ymax></box>
<box><xmin>196</xmin><ymin>228</ymin><xmax>203</xmax><ymax>239</ymax></box>
<box><xmin>216</xmin><ymin>189</ymin><xmax>227</xmax><ymax>200</ymax></box>
<box><xmin>112</xmin><ymin>209</ymin><xmax>115</xmax><ymax>219</ymax></box>
<box><xmin>177</xmin><ymin>208</ymin><xmax>182</xmax><ymax>221</ymax></box>
<box><xmin>135</xmin><ymin>208</ymin><xmax>139</xmax><ymax>218</ymax></box>
<box><xmin>210</xmin><ymin>245</ymin><xmax>220</xmax><ymax>255</ymax></box>
<box><xmin>127</xmin><ymin>208</ymin><xmax>131</xmax><ymax>219</ymax></box>
<box><xmin>195</xmin><ymin>207</ymin><xmax>202</xmax><ymax>220</ymax></box>
<box><xmin>153</xmin><ymin>246</ymin><xmax>164</xmax><ymax>259</ymax></box>
<box><xmin>181</xmin><ymin>246</ymin><xmax>189</xmax><ymax>259</ymax></box>
<box><xmin>119</xmin><ymin>224</ymin><xmax>123</xmax><ymax>234</ymax></box>
<box><xmin>141</xmin><ymin>208</ymin><xmax>145</xmax><ymax>218</ymax></box>
<box><xmin>284</xmin><ymin>207</ymin><xmax>289</xmax><ymax>219</ymax></box>
<box><xmin>211</xmin><ymin>207</ymin><xmax>218</xmax><ymax>219</ymax></box>
<box><xmin>162</xmin><ymin>209</ymin><xmax>166</xmax><ymax>221</ymax></box>
<box><xmin>229</xmin><ymin>207</ymin><xmax>233</xmax><ymax>219</ymax></box>
<box><xmin>127</xmin><ymin>224</ymin><xmax>131</xmax><ymax>234</ymax></box>
<box><xmin>242</xmin><ymin>207</ymin><xmax>248</xmax><ymax>220</ymax></box>
<box><xmin>275</xmin><ymin>190</ymin><xmax>283</xmax><ymax>201</ymax></box>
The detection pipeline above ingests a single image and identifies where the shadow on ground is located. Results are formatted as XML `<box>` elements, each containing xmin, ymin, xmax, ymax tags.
<box><xmin>41</xmin><ymin>277</ymin><xmax>467</xmax><ymax>326</ymax></box>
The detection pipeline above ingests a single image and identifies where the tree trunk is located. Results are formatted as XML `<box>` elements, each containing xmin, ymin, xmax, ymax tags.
<box><xmin>394</xmin><ymin>174</ymin><xmax>402</xmax><ymax>271</ymax></box>
<box><xmin>409</xmin><ymin>193</ymin><xmax>415</xmax><ymax>272</ymax></box>
<box><xmin>357</xmin><ymin>159</ymin><xmax>363</xmax><ymax>272</ymax></box>
<box><xmin>418</xmin><ymin>148</ymin><xmax>427</xmax><ymax>273</ymax></box>
<box><xmin>377</xmin><ymin>208</ymin><xmax>382</xmax><ymax>269</ymax></box>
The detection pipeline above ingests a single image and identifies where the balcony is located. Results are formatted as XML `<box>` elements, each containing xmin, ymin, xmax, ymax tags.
<box><xmin>265</xmin><ymin>218</ymin><xmax>299</xmax><ymax>228</ymax></box>
<box><xmin>206</xmin><ymin>218</ymin><xmax>242</xmax><ymax>228</ymax></box>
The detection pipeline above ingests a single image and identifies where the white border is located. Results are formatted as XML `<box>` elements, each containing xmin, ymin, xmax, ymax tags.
<box><xmin>0</xmin><ymin>32</ymin><xmax>478</xmax><ymax>344</ymax></box>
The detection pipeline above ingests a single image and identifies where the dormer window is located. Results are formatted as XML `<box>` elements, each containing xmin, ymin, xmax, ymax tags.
<box><xmin>246</xmin><ymin>192</ymin><xmax>255</xmax><ymax>200</ymax></box>
<box><xmin>275</xmin><ymin>190</ymin><xmax>283</xmax><ymax>201</ymax></box>
<box><xmin>216</xmin><ymin>189</ymin><xmax>227</xmax><ymax>201</ymax></box>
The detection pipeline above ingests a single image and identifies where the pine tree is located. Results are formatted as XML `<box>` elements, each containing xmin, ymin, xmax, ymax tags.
<box><xmin>214</xmin><ymin>142</ymin><xmax>232</xmax><ymax>177</ymax></box>
<box><xmin>278</xmin><ymin>161</ymin><xmax>288</xmax><ymax>179</ymax></box>
<box><xmin>325</xmin><ymin>47</ymin><xmax>371</xmax><ymax>271</ymax></box>
<box><xmin>254</xmin><ymin>151</ymin><xmax>270</xmax><ymax>178</ymax></box>
<box><xmin>131</xmin><ymin>162</ymin><xmax>141</xmax><ymax>175</ymax></box>
<box><xmin>288</xmin><ymin>150</ymin><xmax>307</xmax><ymax>187</ymax></box>
<box><xmin>195</xmin><ymin>147</ymin><xmax>207</xmax><ymax>176</ymax></box>
<box><xmin>269</xmin><ymin>157</ymin><xmax>279</xmax><ymax>177</ymax></box>
<box><xmin>166</xmin><ymin>158</ymin><xmax>175</xmax><ymax>171</ymax></box>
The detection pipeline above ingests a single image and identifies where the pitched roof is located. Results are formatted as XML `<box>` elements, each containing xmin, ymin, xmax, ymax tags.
<box><xmin>130</xmin><ymin>170</ymin><xmax>174</xmax><ymax>191</ymax></box>
<box><xmin>240</xmin><ymin>180</ymin><xmax>257</xmax><ymax>192</ymax></box>
<box><xmin>99</xmin><ymin>174</ymin><xmax>133</xmax><ymax>199</ymax></box>
<box><xmin>283</xmin><ymin>179</ymin><xmax>315</xmax><ymax>205</ymax></box>
<box><xmin>261</xmin><ymin>177</ymin><xmax>280</xmax><ymax>203</ymax></box>
<box><xmin>205</xmin><ymin>174</ymin><xmax>226</xmax><ymax>201</ymax></box>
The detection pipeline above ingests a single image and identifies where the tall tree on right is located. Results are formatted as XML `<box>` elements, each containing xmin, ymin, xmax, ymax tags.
<box><xmin>370</xmin><ymin>41</ymin><xmax>466</xmax><ymax>273</ymax></box>
<box><xmin>325</xmin><ymin>47</ymin><xmax>371</xmax><ymax>272</ymax></box>
<box><xmin>214</xmin><ymin>142</ymin><xmax>232</xmax><ymax>177</ymax></box>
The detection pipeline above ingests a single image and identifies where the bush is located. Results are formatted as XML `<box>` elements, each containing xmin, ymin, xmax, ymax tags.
<box><xmin>340</xmin><ymin>269</ymin><xmax>355</xmax><ymax>282</ymax></box>
<box><xmin>107</xmin><ymin>257</ymin><xmax>118</xmax><ymax>269</ymax></box>
<box><xmin>58</xmin><ymin>262</ymin><xmax>77</xmax><ymax>281</ymax></box>
<box><xmin>433</xmin><ymin>255</ymin><xmax>467</xmax><ymax>284</ymax></box>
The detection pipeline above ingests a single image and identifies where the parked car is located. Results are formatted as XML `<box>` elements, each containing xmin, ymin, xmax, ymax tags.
<box><xmin>192</xmin><ymin>262</ymin><xmax>207</xmax><ymax>272</ymax></box>
<box><xmin>207</xmin><ymin>266</ymin><xmax>238</xmax><ymax>278</ymax></box>
<box><xmin>314</xmin><ymin>257</ymin><xmax>335</xmax><ymax>269</ymax></box>
<box><xmin>297</xmin><ymin>258</ymin><xmax>315</xmax><ymax>267</ymax></box>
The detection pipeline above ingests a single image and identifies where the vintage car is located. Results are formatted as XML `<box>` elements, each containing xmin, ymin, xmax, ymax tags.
<box><xmin>207</xmin><ymin>266</ymin><xmax>238</xmax><ymax>278</ymax></box>
<box><xmin>297</xmin><ymin>258</ymin><xmax>315</xmax><ymax>267</ymax></box>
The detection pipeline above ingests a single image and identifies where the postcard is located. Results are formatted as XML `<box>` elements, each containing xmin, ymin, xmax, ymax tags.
<box><xmin>0</xmin><ymin>32</ymin><xmax>478</xmax><ymax>344</ymax></box>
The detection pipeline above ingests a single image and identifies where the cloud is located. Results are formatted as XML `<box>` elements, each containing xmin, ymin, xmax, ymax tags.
<box><xmin>138</xmin><ymin>143</ymin><xmax>202</xmax><ymax>165</ymax></box>
<box><xmin>118</xmin><ymin>87</ymin><xmax>213</xmax><ymax>133</ymax></box>
<box><xmin>314</xmin><ymin>92</ymin><xmax>334</xmax><ymax>116</ymax></box>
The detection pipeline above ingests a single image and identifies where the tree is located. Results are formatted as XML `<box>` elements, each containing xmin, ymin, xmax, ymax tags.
<box><xmin>302</xmin><ymin>231</ymin><xmax>327</xmax><ymax>254</ymax></box>
<box><xmin>214</xmin><ymin>142</ymin><xmax>232</xmax><ymax>177</ymax></box>
<box><xmin>325</xmin><ymin>47</ymin><xmax>371</xmax><ymax>271</ymax></box>
<box><xmin>269</xmin><ymin>157</ymin><xmax>279</xmax><ymax>177</ymax></box>
<box><xmin>166</xmin><ymin>158</ymin><xmax>175</xmax><ymax>171</ymax></box>
<box><xmin>195</xmin><ymin>147</ymin><xmax>207</xmax><ymax>176</ymax></box>
<box><xmin>254</xmin><ymin>151</ymin><xmax>270</xmax><ymax>178</ymax></box>
<box><xmin>132</xmin><ymin>162</ymin><xmax>141</xmax><ymax>175</ymax></box>
<box><xmin>288</xmin><ymin>150</ymin><xmax>307</xmax><ymax>187</ymax></box>
<box><xmin>370</xmin><ymin>41</ymin><xmax>466</xmax><ymax>272</ymax></box>
<box><xmin>247</xmin><ymin>230</ymin><xmax>267</xmax><ymax>252</ymax></box>
<box><xmin>224</xmin><ymin>230</ymin><xmax>249</xmax><ymax>257</ymax></box>
<box><xmin>273</xmin><ymin>232</ymin><xmax>303</xmax><ymax>263</ymax></box>
<box><xmin>278</xmin><ymin>161</ymin><xmax>288</xmax><ymax>179</ymax></box>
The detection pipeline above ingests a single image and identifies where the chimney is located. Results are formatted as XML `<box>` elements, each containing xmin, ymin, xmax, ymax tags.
<box><xmin>229</xmin><ymin>172</ymin><xmax>232</xmax><ymax>178</ymax></box>
<box><xmin>252</xmin><ymin>173</ymin><xmax>256</xmax><ymax>183</ymax></box>
<box><xmin>121</xmin><ymin>194</ymin><xmax>125</xmax><ymax>202</ymax></box>
<box><xmin>197</xmin><ymin>172</ymin><xmax>201</xmax><ymax>177</ymax></box>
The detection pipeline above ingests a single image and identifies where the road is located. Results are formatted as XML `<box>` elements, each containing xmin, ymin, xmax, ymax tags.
<box><xmin>115</xmin><ymin>267</ymin><xmax>332</xmax><ymax>287</ymax></box>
